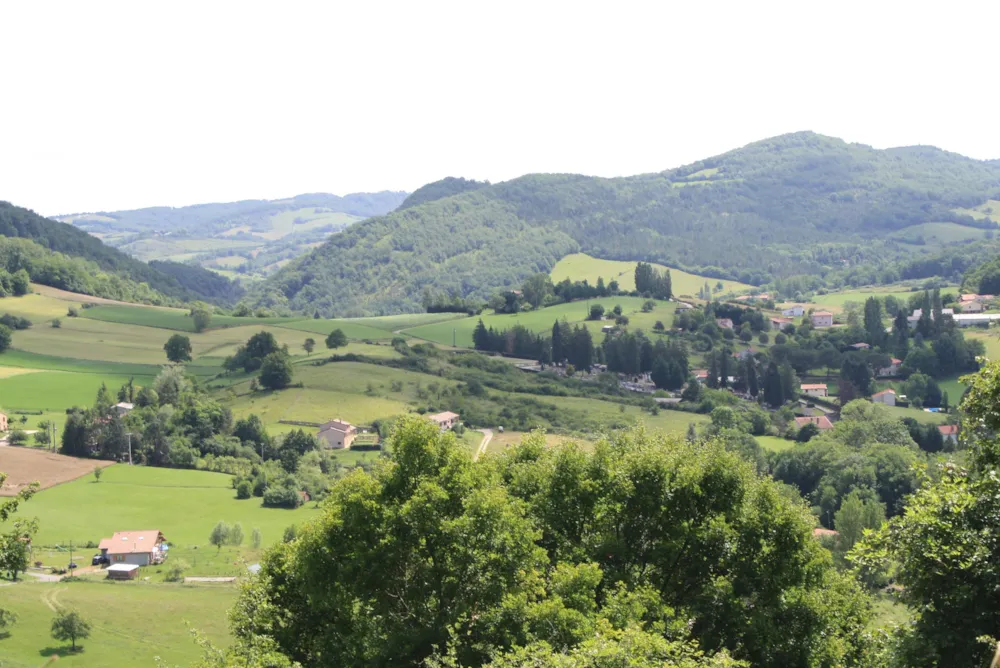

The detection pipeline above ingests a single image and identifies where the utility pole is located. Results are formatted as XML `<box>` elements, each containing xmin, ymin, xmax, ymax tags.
<box><xmin>453</xmin><ymin>328</ymin><xmax>456</xmax><ymax>347</ymax></box>
<box><xmin>126</xmin><ymin>432</ymin><xmax>132</xmax><ymax>465</ymax></box>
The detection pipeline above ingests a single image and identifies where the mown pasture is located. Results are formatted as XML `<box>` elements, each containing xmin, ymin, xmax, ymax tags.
<box><xmin>0</xmin><ymin>581</ymin><xmax>236</xmax><ymax>667</ymax></box>
<box><xmin>401</xmin><ymin>296</ymin><xmax>677</xmax><ymax>348</ymax></box>
<box><xmin>550</xmin><ymin>253</ymin><xmax>753</xmax><ymax>297</ymax></box>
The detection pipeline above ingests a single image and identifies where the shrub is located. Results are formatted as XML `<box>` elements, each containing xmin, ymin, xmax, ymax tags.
<box><xmin>236</xmin><ymin>480</ymin><xmax>253</xmax><ymax>499</ymax></box>
<box><xmin>51</xmin><ymin>318</ymin><xmax>61</xmax><ymax>328</ymax></box>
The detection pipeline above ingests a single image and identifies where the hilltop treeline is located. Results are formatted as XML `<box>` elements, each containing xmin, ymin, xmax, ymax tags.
<box><xmin>0</xmin><ymin>201</ymin><xmax>241</xmax><ymax>304</ymax></box>
<box><xmin>247</xmin><ymin>131</ymin><xmax>1000</xmax><ymax>315</ymax></box>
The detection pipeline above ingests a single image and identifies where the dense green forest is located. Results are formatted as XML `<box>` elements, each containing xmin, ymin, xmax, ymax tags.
<box><xmin>0</xmin><ymin>201</ymin><xmax>241</xmax><ymax>304</ymax></box>
<box><xmin>398</xmin><ymin>177</ymin><xmax>490</xmax><ymax>210</ymax></box>
<box><xmin>248</xmin><ymin>132</ymin><xmax>1000</xmax><ymax>316</ymax></box>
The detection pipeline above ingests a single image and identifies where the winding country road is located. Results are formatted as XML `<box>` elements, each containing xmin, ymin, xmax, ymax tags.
<box><xmin>474</xmin><ymin>429</ymin><xmax>493</xmax><ymax>461</ymax></box>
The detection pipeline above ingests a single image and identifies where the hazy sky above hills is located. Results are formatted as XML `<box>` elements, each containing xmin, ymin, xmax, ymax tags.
<box><xmin>3</xmin><ymin>1</ymin><xmax>999</xmax><ymax>216</ymax></box>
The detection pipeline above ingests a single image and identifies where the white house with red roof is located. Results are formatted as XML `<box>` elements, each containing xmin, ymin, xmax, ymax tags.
<box><xmin>938</xmin><ymin>424</ymin><xmax>959</xmax><ymax>445</ymax></box>
<box><xmin>800</xmin><ymin>383</ymin><xmax>828</xmax><ymax>398</ymax></box>
<box><xmin>795</xmin><ymin>415</ymin><xmax>834</xmax><ymax>431</ymax></box>
<box><xmin>878</xmin><ymin>358</ymin><xmax>903</xmax><ymax>377</ymax></box>
<box><xmin>810</xmin><ymin>311</ymin><xmax>834</xmax><ymax>328</ymax></box>
<box><xmin>871</xmin><ymin>388</ymin><xmax>896</xmax><ymax>406</ymax></box>
<box><xmin>98</xmin><ymin>530</ymin><xmax>167</xmax><ymax>566</ymax></box>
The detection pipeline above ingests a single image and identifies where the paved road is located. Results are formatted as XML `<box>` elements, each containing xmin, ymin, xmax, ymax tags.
<box><xmin>474</xmin><ymin>429</ymin><xmax>494</xmax><ymax>461</ymax></box>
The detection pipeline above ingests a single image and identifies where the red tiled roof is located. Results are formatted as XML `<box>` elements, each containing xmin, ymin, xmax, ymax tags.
<box><xmin>801</xmin><ymin>384</ymin><xmax>827</xmax><ymax>391</ymax></box>
<box><xmin>871</xmin><ymin>389</ymin><xmax>896</xmax><ymax>398</ymax></box>
<box><xmin>795</xmin><ymin>416</ymin><xmax>833</xmax><ymax>430</ymax></box>
<box><xmin>813</xmin><ymin>311</ymin><xmax>834</xmax><ymax>317</ymax></box>
<box><xmin>101</xmin><ymin>530</ymin><xmax>165</xmax><ymax>555</ymax></box>
<box><xmin>812</xmin><ymin>527</ymin><xmax>839</xmax><ymax>538</ymax></box>
<box><xmin>938</xmin><ymin>425</ymin><xmax>959</xmax><ymax>435</ymax></box>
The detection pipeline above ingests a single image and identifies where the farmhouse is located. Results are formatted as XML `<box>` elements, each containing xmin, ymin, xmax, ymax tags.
<box><xmin>98</xmin><ymin>529</ymin><xmax>167</xmax><ymax>566</ymax></box>
<box><xmin>114</xmin><ymin>402</ymin><xmax>134</xmax><ymax>416</ymax></box>
<box><xmin>782</xmin><ymin>305</ymin><xmax>805</xmax><ymax>317</ymax></box>
<box><xmin>795</xmin><ymin>415</ymin><xmax>834</xmax><ymax>431</ymax></box>
<box><xmin>810</xmin><ymin>311</ymin><xmax>834</xmax><ymax>328</ymax></box>
<box><xmin>907</xmin><ymin>308</ymin><xmax>955</xmax><ymax>328</ymax></box>
<box><xmin>800</xmin><ymin>383</ymin><xmax>828</xmax><ymax>398</ymax></box>
<box><xmin>675</xmin><ymin>301</ymin><xmax>693</xmax><ymax>310</ymax></box>
<box><xmin>938</xmin><ymin>424</ymin><xmax>958</xmax><ymax>445</ymax></box>
<box><xmin>317</xmin><ymin>419</ymin><xmax>356</xmax><ymax>449</ymax></box>
<box><xmin>427</xmin><ymin>411</ymin><xmax>460</xmax><ymax>430</ymax></box>
<box><xmin>692</xmin><ymin>369</ymin><xmax>708</xmax><ymax>383</ymax></box>
<box><xmin>849</xmin><ymin>342</ymin><xmax>870</xmax><ymax>350</ymax></box>
<box><xmin>0</xmin><ymin>412</ymin><xmax>7</xmax><ymax>431</ymax></box>
<box><xmin>770</xmin><ymin>316</ymin><xmax>793</xmax><ymax>330</ymax></box>
<box><xmin>959</xmin><ymin>293</ymin><xmax>993</xmax><ymax>309</ymax></box>
<box><xmin>878</xmin><ymin>358</ymin><xmax>903</xmax><ymax>377</ymax></box>
<box><xmin>871</xmin><ymin>389</ymin><xmax>896</xmax><ymax>406</ymax></box>
<box><xmin>812</xmin><ymin>527</ymin><xmax>839</xmax><ymax>539</ymax></box>
<box><xmin>732</xmin><ymin>347</ymin><xmax>757</xmax><ymax>361</ymax></box>
<box><xmin>715</xmin><ymin>318</ymin><xmax>734</xmax><ymax>330</ymax></box>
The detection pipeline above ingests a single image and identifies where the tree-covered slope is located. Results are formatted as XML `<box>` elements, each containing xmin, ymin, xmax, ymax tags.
<box><xmin>250</xmin><ymin>132</ymin><xmax>1000</xmax><ymax>316</ymax></box>
<box><xmin>398</xmin><ymin>177</ymin><xmax>489</xmax><ymax>210</ymax></box>
<box><xmin>0</xmin><ymin>201</ymin><xmax>240</xmax><ymax>304</ymax></box>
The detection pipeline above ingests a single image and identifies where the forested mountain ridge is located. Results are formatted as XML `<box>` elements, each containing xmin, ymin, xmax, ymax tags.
<box><xmin>0</xmin><ymin>201</ymin><xmax>241</xmax><ymax>304</ymax></box>
<box><xmin>247</xmin><ymin>131</ymin><xmax>1000</xmax><ymax>316</ymax></box>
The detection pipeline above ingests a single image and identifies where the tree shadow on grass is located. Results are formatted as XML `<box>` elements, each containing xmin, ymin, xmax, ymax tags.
<box><xmin>39</xmin><ymin>644</ymin><xmax>84</xmax><ymax>657</ymax></box>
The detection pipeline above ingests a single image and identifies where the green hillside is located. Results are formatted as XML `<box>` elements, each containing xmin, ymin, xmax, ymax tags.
<box><xmin>248</xmin><ymin>131</ymin><xmax>1000</xmax><ymax>316</ymax></box>
<box><xmin>0</xmin><ymin>202</ymin><xmax>241</xmax><ymax>304</ymax></box>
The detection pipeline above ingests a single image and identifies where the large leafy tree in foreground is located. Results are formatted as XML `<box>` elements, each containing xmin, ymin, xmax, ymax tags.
<box><xmin>854</xmin><ymin>359</ymin><xmax>1000</xmax><ymax>666</ymax></box>
<box><xmin>225</xmin><ymin>418</ymin><xmax>878</xmax><ymax>667</ymax></box>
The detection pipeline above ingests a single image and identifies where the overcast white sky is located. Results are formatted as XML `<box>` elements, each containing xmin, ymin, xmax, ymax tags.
<box><xmin>3</xmin><ymin>1</ymin><xmax>999</xmax><ymax>216</ymax></box>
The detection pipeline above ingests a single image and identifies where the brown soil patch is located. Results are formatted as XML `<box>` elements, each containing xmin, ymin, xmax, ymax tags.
<box><xmin>0</xmin><ymin>447</ymin><xmax>113</xmax><ymax>496</ymax></box>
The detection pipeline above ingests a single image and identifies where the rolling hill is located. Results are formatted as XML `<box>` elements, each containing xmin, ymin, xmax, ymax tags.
<box><xmin>58</xmin><ymin>191</ymin><xmax>408</xmax><ymax>280</ymax></box>
<box><xmin>0</xmin><ymin>201</ymin><xmax>241</xmax><ymax>304</ymax></box>
<box><xmin>247</xmin><ymin>132</ymin><xmax>1000</xmax><ymax>316</ymax></box>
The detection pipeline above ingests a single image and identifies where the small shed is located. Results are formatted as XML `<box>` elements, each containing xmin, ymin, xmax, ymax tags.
<box><xmin>106</xmin><ymin>563</ymin><xmax>140</xmax><ymax>580</ymax></box>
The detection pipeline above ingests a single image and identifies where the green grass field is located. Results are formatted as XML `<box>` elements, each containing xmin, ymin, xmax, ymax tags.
<box><xmin>0</xmin><ymin>581</ymin><xmax>235</xmax><ymax>667</ymax></box>
<box><xmin>954</xmin><ymin>199</ymin><xmax>1000</xmax><ymax>223</ymax></box>
<box><xmin>271</xmin><ymin>318</ymin><xmax>398</xmax><ymax>340</ymax></box>
<box><xmin>889</xmin><ymin>222</ymin><xmax>990</xmax><ymax>245</ymax></box>
<box><xmin>806</xmin><ymin>286</ymin><xmax>958</xmax><ymax>313</ymax></box>
<box><xmin>23</xmin><ymin>464</ymin><xmax>315</xmax><ymax>549</ymax></box>
<box><xmin>0</xmin><ymin>371</ymin><xmax>156</xmax><ymax>414</ymax></box>
<box><xmin>550</xmin><ymin>253</ymin><xmax>752</xmax><ymax>297</ymax></box>
<box><xmin>80</xmin><ymin>304</ymin><xmax>301</xmax><ymax>332</ymax></box>
<box><xmin>401</xmin><ymin>297</ymin><xmax>677</xmax><ymax>348</ymax></box>
<box><xmin>224</xmin><ymin>362</ymin><xmax>434</xmax><ymax>430</ymax></box>
<box><xmin>756</xmin><ymin>435</ymin><xmax>796</xmax><ymax>452</ymax></box>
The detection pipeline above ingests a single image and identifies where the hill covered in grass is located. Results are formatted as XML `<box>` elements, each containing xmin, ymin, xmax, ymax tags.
<box><xmin>0</xmin><ymin>202</ymin><xmax>241</xmax><ymax>304</ymax></box>
<box><xmin>248</xmin><ymin>132</ymin><xmax>1000</xmax><ymax>316</ymax></box>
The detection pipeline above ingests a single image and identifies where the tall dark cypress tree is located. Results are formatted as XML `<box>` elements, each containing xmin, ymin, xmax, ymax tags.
<box><xmin>718</xmin><ymin>349</ymin><xmax>731</xmax><ymax>388</ymax></box>
<box><xmin>707</xmin><ymin>352</ymin><xmax>719</xmax><ymax>389</ymax></box>
<box><xmin>763</xmin><ymin>362</ymin><xmax>784</xmax><ymax>407</ymax></box>
<box><xmin>892</xmin><ymin>310</ymin><xmax>910</xmax><ymax>359</ymax></box>
<box><xmin>747</xmin><ymin>359</ymin><xmax>760</xmax><ymax>398</ymax></box>
<box><xmin>551</xmin><ymin>320</ymin><xmax>563</xmax><ymax>363</ymax></box>
<box><xmin>472</xmin><ymin>319</ymin><xmax>490</xmax><ymax>351</ymax></box>
<box><xmin>863</xmin><ymin>297</ymin><xmax>884</xmax><ymax>347</ymax></box>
